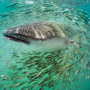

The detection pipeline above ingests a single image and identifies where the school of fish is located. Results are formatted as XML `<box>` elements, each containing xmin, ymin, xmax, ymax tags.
<box><xmin>0</xmin><ymin>1</ymin><xmax>90</xmax><ymax>90</ymax></box>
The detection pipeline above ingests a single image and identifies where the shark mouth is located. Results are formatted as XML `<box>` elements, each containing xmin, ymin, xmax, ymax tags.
<box><xmin>3</xmin><ymin>35</ymin><xmax>30</xmax><ymax>45</ymax></box>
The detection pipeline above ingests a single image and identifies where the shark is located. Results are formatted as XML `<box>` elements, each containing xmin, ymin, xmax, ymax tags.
<box><xmin>2</xmin><ymin>21</ymin><xmax>79</xmax><ymax>52</ymax></box>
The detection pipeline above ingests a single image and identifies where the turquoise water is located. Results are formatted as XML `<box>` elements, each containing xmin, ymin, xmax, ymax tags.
<box><xmin>0</xmin><ymin>0</ymin><xmax>90</xmax><ymax>90</ymax></box>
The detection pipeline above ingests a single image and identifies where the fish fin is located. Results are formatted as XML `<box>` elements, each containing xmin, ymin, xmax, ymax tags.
<box><xmin>69</xmin><ymin>40</ymin><xmax>80</xmax><ymax>49</ymax></box>
<box><xmin>86</xmin><ymin>44</ymin><xmax>90</xmax><ymax>51</ymax></box>
<box><xmin>69</xmin><ymin>40</ymin><xmax>75</xmax><ymax>44</ymax></box>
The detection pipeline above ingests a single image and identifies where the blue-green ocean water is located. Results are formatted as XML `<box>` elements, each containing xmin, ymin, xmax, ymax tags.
<box><xmin>0</xmin><ymin>0</ymin><xmax>90</xmax><ymax>90</ymax></box>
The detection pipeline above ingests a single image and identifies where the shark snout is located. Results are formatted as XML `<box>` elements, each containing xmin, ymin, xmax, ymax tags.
<box><xmin>2</xmin><ymin>28</ymin><xmax>19</xmax><ymax>37</ymax></box>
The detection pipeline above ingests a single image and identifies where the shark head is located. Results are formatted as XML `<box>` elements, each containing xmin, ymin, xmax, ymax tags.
<box><xmin>2</xmin><ymin>25</ymin><xmax>33</xmax><ymax>45</ymax></box>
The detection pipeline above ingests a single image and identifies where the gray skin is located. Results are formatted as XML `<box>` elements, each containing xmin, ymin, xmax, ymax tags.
<box><xmin>2</xmin><ymin>21</ymin><xmax>78</xmax><ymax>52</ymax></box>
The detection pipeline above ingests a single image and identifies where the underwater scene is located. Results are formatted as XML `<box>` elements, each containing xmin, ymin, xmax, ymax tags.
<box><xmin>0</xmin><ymin>0</ymin><xmax>90</xmax><ymax>90</ymax></box>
